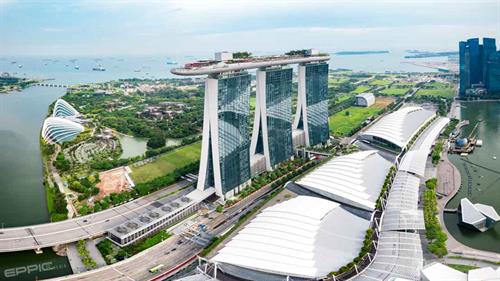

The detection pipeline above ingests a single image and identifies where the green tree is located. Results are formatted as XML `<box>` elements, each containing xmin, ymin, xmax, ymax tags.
<box><xmin>147</xmin><ymin>134</ymin><xmax>166</xmax><ymax>149</ymax></box>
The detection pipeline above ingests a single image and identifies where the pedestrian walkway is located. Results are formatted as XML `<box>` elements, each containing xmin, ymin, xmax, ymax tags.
<box><xmin>66</xmin><ymin>243</ymin><xmax>87</xmax><ymax>274</ymax></box>
<box><xmin>86</xmin><ymin>239</ymin><xmax>107</xmax><ymax>268</ymax></box>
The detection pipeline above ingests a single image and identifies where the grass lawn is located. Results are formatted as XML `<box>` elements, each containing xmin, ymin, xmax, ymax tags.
<box><xmin>392</xmin><ymin>82</ymin><xmax>416</xmax><ymax>88</ymax></box>
<box><xmin>329</xmin><ymin>107</ymin><xmax>380</xmax><ymax>136</ymax></box>
<box><xmin>131</xmin><ymin>142</ymin><xmax>201</xmax><ymax>183</ymax></box>
<box><xmin>416</xmin><ymin>88</ymin><xmax>455</xmax><ymax>98</ymax></box>
<box><xmin>328</xmin><ymin>96</ymin><xmax>395</xmax><ymax>137</ymax></box>
<box><xmin>124</xmin><ymin>230</ymin><xmax>171</xmax><ymax>255</ymax></box>
<box><xmin>351</xmin><ymin>85</ymin><xmax>371</xmax><ymax>94</ymax></box>
<box><xmin>369</xmin><ymin>79</ymin><xmax>392</xmax><ymax>86</ymax></box>
<box><xmin>379</xmin><ymin>87</ymin><xmax>409</xmax><ymax>96</ymax></box>
<box><xmin>335</xmin><ymin>92</ymin><xmax>355</xmax><ymax>103</ymax></box>
<box><xmin>445</xmin><ymin>264</ymin><xmax>479</xmax><ymax>273</ymax></box>
<box><xmin>329</xmin><ymin>77</ymin><xmax>349</xmax><ymax>85</ymax></box>
<box><xmin>415</xmin><ymin>81</ymin><xmax>456</xmax><ymax>98</ymax></box>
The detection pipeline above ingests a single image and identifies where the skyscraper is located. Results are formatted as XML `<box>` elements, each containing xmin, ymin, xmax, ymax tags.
<box><xmin>171</xmin><ymin>50</ymin><xmax>330</xmax><ymax>199</ymax></box>
<box><xmin>459</xmin><ymin>37</ymin><xmax>499</xmax><ymax>97</ymax></box>
<box><xmin>250</xmin><ymin>67</ymin><xmax>294</xmax><ymax>172</ymax></box>
<box><xmin>294</xmin><ymin>62</ymin><xmax>330</xmax><ymax>146</ymax></box>
<box><xmin>198</xmin><ymin>73</ymin><xmax>252</xmax><ymax>198</ymax></box>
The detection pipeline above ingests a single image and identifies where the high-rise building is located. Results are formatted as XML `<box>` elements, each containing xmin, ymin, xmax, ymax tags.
<box><xmin>459</xmin><ymin>37</ymin><xmax>500</xmax><ymax>97</ymax></box>
<box><xmin>294</xmin><ymin>62</ymin><xmax>330</xmax><ymax>146</ymax></box>
<box><xmin>250</xmin><ymin>67</ymin><xmax>293</xmax><ymax>172</ymax></box>
<box><xmin>198</xmin><ymin>73</ymin><xmax>252</xmax><ymax>198</ymax></box>
<box><xmin>171</xmin><ymin>50</ymin><xmax>330</xmax><ymax>199</ymax></box>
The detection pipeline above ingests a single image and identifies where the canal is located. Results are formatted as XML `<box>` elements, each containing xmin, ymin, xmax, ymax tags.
<box><xmin>444</xmin><ymin>101</ymin><xmax>500</xmax><ymax>254</ymax></box>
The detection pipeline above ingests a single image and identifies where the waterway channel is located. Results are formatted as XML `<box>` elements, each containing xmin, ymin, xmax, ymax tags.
<box><xmin>0</xmin><ymin>86</ymin><xmax>73</xmax><ymax>280</ymax></box>
<box><xmin>444</xmin><ymin>101</ymin><xmax>500</xmax><ymax>254</ymax></box>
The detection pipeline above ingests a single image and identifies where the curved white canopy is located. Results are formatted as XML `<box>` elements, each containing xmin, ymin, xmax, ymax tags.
<box><xmin>296</xmin><ymin>150</ymin><xmax>392</xmax><ymax>211</ymax></box>
<box><xmin>359</xmin><ymin>106</ymin><xmax>435</xmax><ymax>149</ymax></box>
<box><xmin>399</xmin><ymin>117</ymin><xmax>450</xmax><ymax>177</ymax></box>
<box><xmin>212</xmin><ymin>196</ymin><xmax>370</xmax><ymax>279</ymax></box>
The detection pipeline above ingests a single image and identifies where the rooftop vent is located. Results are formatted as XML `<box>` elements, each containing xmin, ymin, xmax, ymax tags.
<box><xmin>170</xmin><ymin>202</ymin><xmax>180</xmax><ymax>208</ymax></box>
<box><xmin>149</xmin><ymin>212</ymin><xmax>160</xmax><ymax>218</ymax></box>
<box><xmin>161</xmin><ymin>206</ymin><xmax>172</xmax><ymax>212</ymax></box>
<box><xmin>115</xmin><ymin>226</ymin><xmax>128</xmax><ymax>234</ymax></box>
<box><xmin>181</xmin><ymin>197</ymin><xmax>191</xmax><ymax>203</ymax></box>
<box><xmin>139</xmin><ymin>216</ymin><xmax>151</xmax><ymax>223</ymax></box>
<box><xmin>126</xmin><ymin>222</ymin><xmax>139</xmax><ymax>229</ymax></box>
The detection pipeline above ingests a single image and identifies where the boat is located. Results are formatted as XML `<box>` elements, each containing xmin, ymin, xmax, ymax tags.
<box><xmin>74</xmin><ymin>65</ymin><xmax>80</xmax><ymax>70</ymax></box>
<box><xmin>17</xmin><ymin>64</ymin><xmax>23</xmax><ymax>68</ymax></box>
<box><xmin>166</xmin><ymin>60</ymin><xmax>178</xmax><ymax>65</ymax></box>
<box><xmin>493</xmin><ymin>156</ymin><xmax>497</xmax><ymax>160</ymax></box>
<box><xmin>92</xmin><ymin>65</ymin><xmax>106</xmax><ymax>71</ymax></box>
<box><xmin>134</xmin><ymin>69</ymin><xmax>141</xmax><ymax>72</ymax></box>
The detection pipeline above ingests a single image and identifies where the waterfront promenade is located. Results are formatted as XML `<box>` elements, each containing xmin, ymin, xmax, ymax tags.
<box><xmin>436</xmin><ymin>149</ymin><xmax>500</xmax><ymax>263</ymax></box>
<box><xmin>0</xmin><ymin>180</ymin><xmax>191</xmax><ymax>253</ymax></box>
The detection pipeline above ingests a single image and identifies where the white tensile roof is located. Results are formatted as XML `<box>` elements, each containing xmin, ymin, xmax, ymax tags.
<box><xmin>360</xmin><ymin>106</ymin><xmax>435</xmax><ymax>149</ymax></box>
<box><xmin>460</xmin><ymin>198</ymin><xmax>487</xmax><ymax>225</ymax></box>
<box><xmin>352</xmin><ymin>231</ymin><xmax>423</xmax><ymax>281</ymax></box>
<box><xmin>399</xmin><ymin>117</ymin><xmax>449</xmax><ymax>177</ymax></box>
<box><xmin>296</xmin><ymin>150</ymin><xmax>392</xmax><ymax>211</ymax></box>
<box><xmin>382</xmin><ymin>171</ymin><xmax>424</xmax><ymax>232</ymax></box>
<box><xmin>212</xmin><ymin>196</ymin><xmax>370</xmax><ymax>279</ymax></box>
<box><xmin>421</xmin><ymin>262</ymin><xmax>467</xmax><ymax>281</ymax></box>
<box><xmin>474</xmin><ymin>203</ymin><xmax>500</xmax><ymax>221</ymax></box>
<box><xmin>468</xmin><ymin>267</ymin><xmax>500</xmax><ymax>281</ymax></box>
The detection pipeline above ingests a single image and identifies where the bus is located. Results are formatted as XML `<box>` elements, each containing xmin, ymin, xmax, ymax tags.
<box><xmin>149</xmin><ymin>264</ymin><xmax>164</xmax><ymax>273</ymax></box>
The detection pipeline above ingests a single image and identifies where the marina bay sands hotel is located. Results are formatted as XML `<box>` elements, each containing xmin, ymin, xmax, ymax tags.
<box><xmin>171</xmin><ymin>49</ymin><xmax>330</xmax><ymax>199</ymax></box>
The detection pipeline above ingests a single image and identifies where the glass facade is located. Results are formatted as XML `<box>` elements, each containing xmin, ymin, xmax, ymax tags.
<box><xmin>217</xmin><ymin>73</ymin><xmax>251</xmax><ymax>194</ymax></box>
<box><xmin>467</xmin><ymin>38</ymin><xmax>482</xmax><ymax>85</ymax></box>
<box><xmin>266</xmin><ymin>68</ymin><xmax>293</xmax><ymax>167</ymax></box>
<box><xmin>305</xmin><ymin>63</ymin><xmax>330</xmax><ymax>146</ymax></box>
<box><xmin>487</xmin><ymin>52</ymin><xmax>500</xmax><ymax>96</ymax></box>
<box><xmin>459</xmin><ymin>38</ymin><xmax>499</xmax><ymax>97</ymax></box>
<box><xmin>459</xmin><ymin>41</ymin><xmax>468</xmax><ymax>96</ymax></box>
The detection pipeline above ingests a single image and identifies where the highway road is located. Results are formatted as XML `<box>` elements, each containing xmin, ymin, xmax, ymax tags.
<box><xmin>46</xmin><ymin>174</ymin><xmax>287</xmax><ymax>281</ymax></box>
<box><xmin>49</xmin><ymin>234</ymin><xmax>205</xmax><ymax>281</ymax></box>
<box><xmin>0</xmin><ymin>180</ymin><xmax>192</xmax><ymax>253</ymax></box>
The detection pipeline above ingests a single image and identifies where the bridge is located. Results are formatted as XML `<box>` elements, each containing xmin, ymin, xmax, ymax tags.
<box><xmin>36</xmin><ymin>83</ymin><xmax>69</xmax><ymax>88</ymax></box>
<box><xmin>0</xmin><ymin>180</ymin><xmax>191</xmax><ymax>253</ymax></box>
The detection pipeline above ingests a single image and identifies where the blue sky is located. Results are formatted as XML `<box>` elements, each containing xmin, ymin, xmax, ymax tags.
<box><xmin>1</xmin><ymin>0</ymin><xmax>499</xmax><ymax>56</ymax></box>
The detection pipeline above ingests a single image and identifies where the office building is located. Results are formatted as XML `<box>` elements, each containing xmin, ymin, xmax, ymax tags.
<box><xmin>459</xmin><ymin>37</ymin><xmax>500</xmax><ymax>97</ymax></box>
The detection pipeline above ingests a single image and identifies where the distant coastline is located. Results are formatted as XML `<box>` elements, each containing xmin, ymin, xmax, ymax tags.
<box><xmin>334</xmin><ymin>50</ymin><xmax>389</xmax><ymax>56</ymax></box>
<box><xmin>404</xmin><ymin>51</ymin><xmax>458</xmax><ymax>59</ymax></box>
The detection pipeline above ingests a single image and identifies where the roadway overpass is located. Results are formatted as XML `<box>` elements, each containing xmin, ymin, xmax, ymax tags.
<box><xmin>0</xmin><ymin>180</ymin><xmax>191</xmax><ymax>253</ymax></box>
